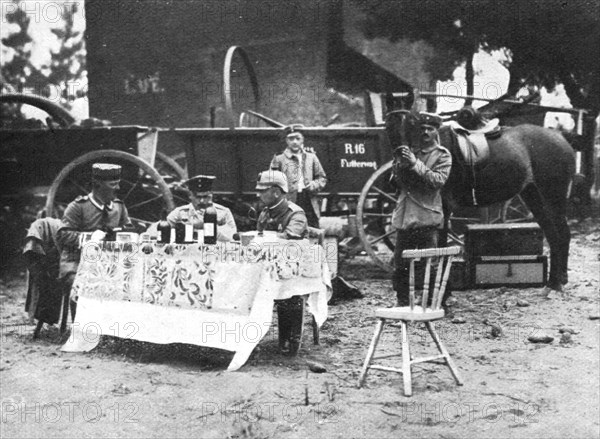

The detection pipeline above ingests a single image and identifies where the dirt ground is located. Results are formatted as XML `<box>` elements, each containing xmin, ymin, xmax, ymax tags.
<box><xmin>1</xmin><ymin>218</ymin><xmax>599</xmax><ymax>439</ymax></box>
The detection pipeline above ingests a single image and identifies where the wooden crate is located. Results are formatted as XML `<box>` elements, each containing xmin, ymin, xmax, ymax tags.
<box><xmin>465</xmin><ymin>223</ymin><xmax>543</xmax><ymax>258</ymax></box>
<box><xmin>471</xmin><ymin>255</ymin><xmax>547</xmax><ymax>288</ymax></box>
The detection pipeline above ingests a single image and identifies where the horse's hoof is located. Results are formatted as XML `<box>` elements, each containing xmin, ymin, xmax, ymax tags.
<box><xmin>560</xmin><ymin>275</ymin><xmax>569</xmax><ymax>285</ymax></box>
<box><xmin>546</xmin><ymin>281</ymin><xmax>563</xmax><ymax>292</ymax></box>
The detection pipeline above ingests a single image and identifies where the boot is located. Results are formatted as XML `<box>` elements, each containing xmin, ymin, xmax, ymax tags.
<box><xmin>276</xmin><ymin>300</ymin><xmax>291</xmax><ymax>353</ymax></box>
<box><xmin>287</xmin><ymin>297</ymin><xmax>305</xmax><ymax>356</ymax></box>
<box><xmin>276</xmin><ymin>297</ymin><xmax>305</xmax><ymax>356</ymax></box>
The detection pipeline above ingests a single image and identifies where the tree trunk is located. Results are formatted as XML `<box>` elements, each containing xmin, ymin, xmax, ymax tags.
<box><xmin>464</xmin><ymin>50</ymin><xmax>475</xmax><ymax>106</ymax></box>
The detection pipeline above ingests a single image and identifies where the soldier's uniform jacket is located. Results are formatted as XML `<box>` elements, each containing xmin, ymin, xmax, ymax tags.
<box><xmin>257</xmin><ymin>199</ymin><xmax>308</xmax><ymax>240</ymax></box>
<box><xmin>56</xmin><ymin>194</ymin><xmax>131</xmax><ymax>278</ymax></box>
<box><xmin>391</xmin><ymin>143</ymin><xmax>452</xmax><ymax>230</ymax></box>
<box><xmin>166</xmin><ymin>202</ymin><xmax>237</xmax><ymax>242</ymax></box>
<box><xmin>270</xmin><ymin>148</ymin><xmax>327</xmax><ymax>218</ymax></box>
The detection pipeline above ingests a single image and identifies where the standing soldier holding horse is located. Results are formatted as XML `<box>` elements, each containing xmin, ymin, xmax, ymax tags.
<box><xmin>390</xmin><ymin>112</ymin><xmax>452</xmax><ymax>307</ymax></box>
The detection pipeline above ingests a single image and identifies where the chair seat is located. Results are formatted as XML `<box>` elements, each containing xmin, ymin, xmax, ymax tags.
<box><xmin>375</xmin><ymin>306</ymin><xmax>445</xmax><ymax>321</ymax></box>
<box><xmin>359</xmin><ymin>246</ymin><xmax>463</xmax><ymax>396</ymax></box>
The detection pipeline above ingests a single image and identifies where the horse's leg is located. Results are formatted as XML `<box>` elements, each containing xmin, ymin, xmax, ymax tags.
<box><xmin>555</xmin><ymin>212</ymin><xmax>571</xmax><ymax>285</ymax></box>
<box><xmin>519</xmin><ymin>184</ymin><xmax>564</xmax><ymax>290</ymax></box>
<box><xmin>540</xmin><ymin>185</ymin><xmax>571</xmax><ymax>285</ymax></box>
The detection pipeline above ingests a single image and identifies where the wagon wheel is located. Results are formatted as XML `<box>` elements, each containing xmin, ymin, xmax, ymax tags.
<box><xmin>0</xmin><ymin>93</ymin><xmax>76</xmax><ymax>127</ymax></box>
<box><xmin>154</xmin><ymin>151</ymin><xmax>190</xmax><ymax>207</ymax></box>
<box><xmin>357</xmin><ymin>162</ymin><xmax>466</xmax><ymax>272</ymax></box>
<box><xmin>500</xmin><ymin>194</ymin><xmax>534</xmax><ymax>223</ymax></box>
<box><xmin>155</xmin><ymin>151</ymin><xmax>187</xmax><ymax>181</ymax></box>
<box><xmin>45</xmin><ymin>150</ymin><xmax>175</xmax><ymax>229</ymax></box>
<box><xmin>223</xmin><ymin>46</ymin><xmax>261</xmax><ymax>128</ymax></box>
<box><xmin>357</xmin><ymin>161</ymin><xmax>397</xmax><ymax>272</ymax></box>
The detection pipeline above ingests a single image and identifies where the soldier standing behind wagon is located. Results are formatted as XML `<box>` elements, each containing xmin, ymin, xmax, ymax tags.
<box><xmin>270</xmin><ymin>125</ymin><xmax>327</xmax><ymax>228</ymax></box>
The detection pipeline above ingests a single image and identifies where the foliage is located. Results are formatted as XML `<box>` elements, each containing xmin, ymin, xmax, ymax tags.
<box><xmin>1</xmin><ymin>0</ymin><xmax>86</xmax><ymax>125</ymax></box>
<box><xmin>357</xmin><ymin>0</ymin><xmax>600</xmax><ymax>113</ymax></box>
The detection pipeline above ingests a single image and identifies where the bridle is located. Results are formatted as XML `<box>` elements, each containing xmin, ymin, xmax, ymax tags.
<box><xmin>385</xmin><ymin>109</ymin><xmax>415</xmax><ymax>148</ymax></box>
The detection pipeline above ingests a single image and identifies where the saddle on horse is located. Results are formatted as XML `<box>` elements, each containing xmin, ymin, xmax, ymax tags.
<box><xmin>443</xmin><ymin>107</ymin><xmax>503</xmax><ymax>205</ymax></box>
<box><xmin>447</xmin><ymin>106</ymin><xmax>502</xmax><ymax>167</ymax></box>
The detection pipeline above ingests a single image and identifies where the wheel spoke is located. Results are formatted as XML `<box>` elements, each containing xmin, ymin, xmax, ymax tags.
<box><xmin>128</xmin><ymin>217</ymin><xmax>152</xmax><ymax>226</ymax></box>
<box><xmin>363</xmin><ymin>215</ymin><xmax>390</xmax><ymax>230</ymax></box>
<box><xmin>171</xmin><ymin>192</ymin><xmax>190</xmax><ymax>204</ymax></box>
<box><xmin>367</xmin><ymin>228</ymin><xmax>397</xmax><ymax>245</ymax></box>
<box><xmin>67</xmin><ymin>178</ymin><xmax>88</xmax><ymax>195</ymax></box>
<box><xmin>121</xmin><ymin>177</ymin><xmax>143</xmax><ymax>201</ymax></box>
<box><xmin>369</xmin><ymin>186</ymin><xmax>397</xmax><ymax>204</ymax></box>
<box><xmin>127</xmin><ymin>194</ymin><xmax>164</xmax><ymax>210</ymax></box>
<box><xmin>363</xmin><ymin>212</ymin><xmax>393</xmax><ymax>218</ymax></box>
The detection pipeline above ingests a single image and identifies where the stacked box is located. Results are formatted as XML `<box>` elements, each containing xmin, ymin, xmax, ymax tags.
<box><xmin>465</xmin><ymin>223</ymin><xmax>547</xmax><ymax>288</ymax></box>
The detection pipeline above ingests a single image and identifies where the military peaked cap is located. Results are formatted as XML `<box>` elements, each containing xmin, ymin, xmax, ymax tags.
<box><xmin>92</xmin><ymin>163</ymin><xmax>121</xmax><ymax>181</ymax></box>
<box><xmin>283</xmin><ymin>124</ymin><xmax>305</xmax><ymax>138</ymax></box>
<box><xmin>419</xmin><ymin>112</ymin><xmax>443</xmax><ymax>129</ymax></box>
<box><xmin>184</xmin><ymin>175</ymin><xmax>216</xmax><ymax>194</ymax></box>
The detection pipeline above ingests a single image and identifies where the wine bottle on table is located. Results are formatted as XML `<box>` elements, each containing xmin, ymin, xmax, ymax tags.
<box><xmin>203</xmin><ymin>206</ymin><xmax>217</xmax><ymax>245</ymax></box>
<box><xmin>174</xmin><ymin>222</ymin><xmax>185</xmax><ymax>244</ymax></box>
<box><xmin>157</xmin><ymin>220</ymin><xmax>171</xmax><ymax>244</ymax></box>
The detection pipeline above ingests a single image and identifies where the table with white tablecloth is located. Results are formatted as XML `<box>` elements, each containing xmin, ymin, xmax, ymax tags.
<box><xmin>61</xmin><ymin>237</ymin><xmax>331</xmax><ymax>370</ymax></box>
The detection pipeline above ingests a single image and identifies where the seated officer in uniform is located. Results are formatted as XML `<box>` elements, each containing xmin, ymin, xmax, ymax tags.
<box><xmin>255</xmin><ymin>170</ymin><xmax>308</xmax><ymax>355</ymax></box>
<box><xmin>256</xmin><ymin>170</ymin><xmax>308</xmax><ymax>240</ymax></box>
<box><xmin>167</xmin><ymin>175</ymin><xmax>237</xmax><ymax>242</ymax></box>
<box><xmin>56</xmin><ymin>163</ymin><xmax>132</xmax><ymax>332</ymax></box>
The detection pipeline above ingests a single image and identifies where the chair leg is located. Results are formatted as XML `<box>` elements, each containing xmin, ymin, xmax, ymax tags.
<box><xmin>425</xmin><ymin>322</ymin><xmax>463</xmax><ymax>386</ymax></box>
<box><xmin>312</xmin><ymin>316</ymin><xmax>319</xmax><ymax>345</ymax></box>
<box><xmin>59</xmin><ymin>293</ymin><xmax>70</xmax><ymax>334</ymax></box>
<box><xmin>400</xmin><ymin>321</ymin><xmax>412</xmax><ymax>397</ymax></box>
<box><xmin>358</xmin><ymin>319</ymin><xmax>385</xmax><ymax>388</ymax></box>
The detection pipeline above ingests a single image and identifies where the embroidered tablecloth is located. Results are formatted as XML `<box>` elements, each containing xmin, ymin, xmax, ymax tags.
<box><xmin>61</xmin><ymin>238</ymin><xmax>331</xmax><ymax>370</ymax></box>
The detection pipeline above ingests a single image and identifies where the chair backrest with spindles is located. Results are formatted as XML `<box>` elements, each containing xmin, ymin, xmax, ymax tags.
<box><xmin>401</xmin><ymin>246</ymin><xmax>462</xmax><ymax>311</ymax></box>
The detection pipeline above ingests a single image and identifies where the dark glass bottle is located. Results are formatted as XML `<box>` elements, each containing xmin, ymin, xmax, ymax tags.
<box><xmin>174</xmin><ymin>222</ymin><xmax>186</xmax><ymax>244</ymax></box>
<box><xmin>203</xmin><ymin>206</ymin><xmax>217</xmax><ymax>245</ymax></box>
<box><xmin>157</xmin><ymin>220</ymin><xmax>171</xmax><ymax>243</ymax></box>
<box><xmin>104</xmin><ymin>227</ymin><xmax>119</xmax><ymax>242</ymax></box>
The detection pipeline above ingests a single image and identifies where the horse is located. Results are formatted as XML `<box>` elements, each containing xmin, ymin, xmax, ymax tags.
<box><xmin>385</xmin><ymin>108</ymin><xmax>575</xmax><ymax>291</ymax></box>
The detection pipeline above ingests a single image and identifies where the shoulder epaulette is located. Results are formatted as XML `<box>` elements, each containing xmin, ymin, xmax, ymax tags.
<box><xmin>113</xmin><ymin>198</ymin><xmax>124</xmax><ymax>204</ymax></box>
<box><xmin>287</xmin><ymin>202</ymin><xmax>304</xmax><ymax>213</ymax></box>
<box><xmin>213</xmin><ymin>203</ymin><xmax>230</xmax><ymax>211</ymax></box>
<box><xmin>75</xmin><ymin>195</ymin><xmax>89</xmax><ymax>202</ymax></box>
<box><xmin>436</xmin><ymin>145</ymin><xmax>451</xmax><ymax>155</ymax></box>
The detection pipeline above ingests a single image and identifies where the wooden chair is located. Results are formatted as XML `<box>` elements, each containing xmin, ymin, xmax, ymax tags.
<box><xmin>22</xmin><ymin>218</ymin><xmax>64</xmax><ymax>339</ymax></box>
<box><xmin>358</xmin><ymin>246</ymin><xmax>464</xmax><ymax>396</ymax></box>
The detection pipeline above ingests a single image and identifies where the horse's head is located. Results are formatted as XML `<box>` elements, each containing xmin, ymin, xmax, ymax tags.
<box><xmin>384</xmin><ymin>108</ymin><xmax>422</xmax><ymax>151</ymax></box>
